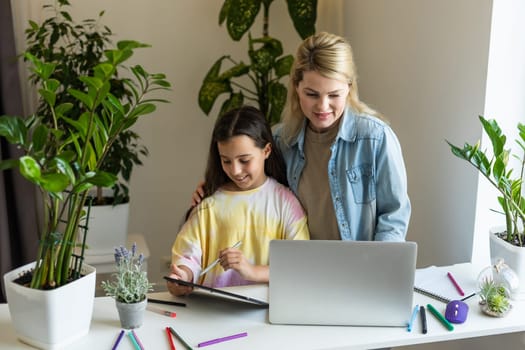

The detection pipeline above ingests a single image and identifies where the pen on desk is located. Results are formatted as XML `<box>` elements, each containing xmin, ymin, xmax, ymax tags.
<box><xmin>166</xmin><ymin>326</ymin><xmax>176</xmax><ymax>350</ymax></box>
<box><xmin>200</xmin><ymin>240</ymin><xmax>242</xmax><ymax>277</ymax></box>
<box><xmin>447</xmin><ymin>272</ymin><xmax>465</xmax><ymax>296</ymax></box>
<box><xmin>197</xmin><ymin>331</ymin><xmax>248</xmax><ymax>347</ymax></box>
<box><xmin>427</xmin><ymin>303</ymin><xmax>454</xmax><ymax>331</ymax></box>
<box><xmin>148</xmin><ymin>298</ymin><xmax>187</xmax><ymax>307</ymax></box>
<box><xmin>111</xmin><ymin>329</ymin><xmax>125</xmax><ymax>350</ymax></box>
<box><xmin>461</xmin><ymin>292</ymin><xmax>476</xmax><ymax>301</ymax></box>
<box><xmin>170</xmin><ymin>326</ymin><xmax>193</xmax><ymax>350</ymax></box>
<box><xmin>407</xmin><ymin>304</ymin><xmax>419</xmax><ymax>332</ymax></box>
<box><xmin>147</xmin><ymin>305</ymin><xmax>177</xmax><ymax>318</ymax></box>
<box><xmin>128</xmin><ymin>330</ymin><xmax>142</xmax><ymax>350</ymax></box>
<box><xmin>131</xmin><ymin>330</ymin><xmax>145</xmax><ymax>350</ymax></box>
<box><xmin>420</xmin><ymin>306</ymin><xmax>427</xmax><ymax>334</ymax></box>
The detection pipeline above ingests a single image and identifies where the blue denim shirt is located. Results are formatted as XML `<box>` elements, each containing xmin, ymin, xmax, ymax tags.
<box><xmin>274</xmin><ymin>108</ymin><xmax>411</xmax><ymax>241</ymax></box>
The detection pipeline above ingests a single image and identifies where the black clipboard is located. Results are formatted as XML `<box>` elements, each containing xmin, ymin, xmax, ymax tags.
<box><xmin>163</xmin><ymin>276</ymin><xmax>269</xmax><ymax>307</ymax></box>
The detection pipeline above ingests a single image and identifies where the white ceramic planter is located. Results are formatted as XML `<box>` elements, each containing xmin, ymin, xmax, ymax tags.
<box><xmin>82</xmin><ymin>202</ymin><xmax>129</xmax><ymax>256</ymax></box>
<box><xmin>489</xmin><ymin>228</ymin><xmax>525</xmax><ymax>300</ymax></box>
<box><xmin>3</xmin><ymin>262</ymin><xmax>96</xmax><ymax>349</ymax></box>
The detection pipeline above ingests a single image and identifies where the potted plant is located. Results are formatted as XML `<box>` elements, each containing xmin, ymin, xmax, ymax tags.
<box><xmin>101</xmin><ymin>243</ymin><xmax>153</xmax><ymax>329</ymax></box>
<box><xmin>447</xmin><ymin>115</ymin><xmax>525</xmax><ymax>299</ymax></box>
<box><xmin>198</xmin><ymin>0</ymin><xmax>317</xmax><ymax>125</ymax></box>
<box><xmin>0</xmin><ymin>2</ymin><xmax>170</xmax><ymax>348</ymax></box>
<box><xmin>24</xmin><ymin>1</ymin><xmax>156</xmax><ymax>257</ymax></box>
<box><xmin>478</xmin><ymin>276</ymin><xmax>511</xmax><ymax>317</ymax></box>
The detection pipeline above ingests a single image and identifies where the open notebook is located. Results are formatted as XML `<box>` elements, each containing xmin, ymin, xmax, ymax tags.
<box><xmin>414</xmin><ymin>265</ymin><xmax>477</xmax><ymax>303</ymax></box>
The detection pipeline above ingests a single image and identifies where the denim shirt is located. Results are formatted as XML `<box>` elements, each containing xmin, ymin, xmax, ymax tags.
<box><xmin>274</xmin><ymin>108</ymin><xmax>411</xmax><ymax>241</ymax></box>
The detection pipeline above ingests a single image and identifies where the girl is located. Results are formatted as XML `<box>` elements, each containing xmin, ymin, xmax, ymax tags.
<box><xmin>167</xmin><ymin>106</ymin><xmax>309</xmax><ymax>296</ymax></box>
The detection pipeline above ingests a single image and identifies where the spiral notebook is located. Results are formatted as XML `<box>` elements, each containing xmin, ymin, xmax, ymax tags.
<box><xmin>414</xmin><ymin>265</ymin><xmax>477</xmax><ymax>303</ymax></box>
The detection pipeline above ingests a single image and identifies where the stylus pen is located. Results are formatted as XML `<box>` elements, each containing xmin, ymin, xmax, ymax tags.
<box><xmin>420</xmin><ymin>306</ymin><xmax>427</xmax><ymax>334</ymax></box>
<box><xmin>407</xmin><ymin>304</ymin><xmax>419</xmax><ymax>332</ymax></box>
<box><xmin>148</xmin><ymin>298</ymin><xmax>187</xmax><ymax>307</ymax></box>
<box><xmin>427</xmin><ymin>303</ymin><xmax>454</xmax><ymax>331</ymax></box>
<box><xmin>200</xmin><ymin>240</ymin><xmax>242</xmax><ymax>276</ymax></box>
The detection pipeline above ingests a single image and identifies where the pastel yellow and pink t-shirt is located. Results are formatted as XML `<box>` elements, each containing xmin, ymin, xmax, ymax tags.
<box><xmin>172</xmin><ymin>177</ymin><xmax>309</xmax><ymax>287</ymax></box>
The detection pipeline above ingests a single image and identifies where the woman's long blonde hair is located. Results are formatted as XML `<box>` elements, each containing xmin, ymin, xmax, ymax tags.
<box><xmin>281</xmin><ymin>32</ymin><xmax>381</xmax><ymax>144</ymax></box>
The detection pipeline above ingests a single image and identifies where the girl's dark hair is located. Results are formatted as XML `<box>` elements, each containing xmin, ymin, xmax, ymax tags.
<box><xmin>203</xmin><ymin>105</ymin><xmax>288</xmax><ymax>198</ymax></box>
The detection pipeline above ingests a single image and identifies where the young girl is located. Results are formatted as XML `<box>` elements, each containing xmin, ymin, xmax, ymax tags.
<box><xmin>167</xmin><ymin>106</ymin><xmax>309</xmax><ymax>296</ymax></box>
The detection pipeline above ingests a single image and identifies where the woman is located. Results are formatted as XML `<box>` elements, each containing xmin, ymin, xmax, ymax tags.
<box><xmin>273</xmin><ymin>31</ymin><xmax>410</xmax><ymax>241</ymax></box>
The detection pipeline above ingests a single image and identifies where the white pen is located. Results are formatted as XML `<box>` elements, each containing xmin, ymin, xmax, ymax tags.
<box><xmin>200</xmin><ymin>240</ymin><xmax>242</xmax><ymax>277</ymax></box>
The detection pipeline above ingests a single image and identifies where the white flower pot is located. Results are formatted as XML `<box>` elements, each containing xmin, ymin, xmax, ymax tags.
<box><xmin>3</xmin><ymin>262</ymin><xmax>96</xmax><ymax>349</ymax></box>
<box><xmin>489</xmin><ymin>228</ymin><xmax>525</xmax><ymax>300</ymax></box>
<box><xmin>82</xmin><ymin>202</ymin><xmax>129</xmax><ymax>256</ymax></box>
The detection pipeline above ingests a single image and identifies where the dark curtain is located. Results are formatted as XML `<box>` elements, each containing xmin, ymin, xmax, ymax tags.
<box><xmin>0</xmin><ymin>0</ymin><xmax>40</xmax><ymax>303</ymax></box>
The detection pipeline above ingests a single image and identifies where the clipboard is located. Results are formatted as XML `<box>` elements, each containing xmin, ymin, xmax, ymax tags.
<box><xmin>163</xmin><ymin>276</ymin><xmax>269</xmax><ymax>307</ymax></box>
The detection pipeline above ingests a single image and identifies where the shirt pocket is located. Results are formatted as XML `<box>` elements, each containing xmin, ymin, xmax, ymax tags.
<box><xmin>346</xmin><ymin>164</ymin><xmax>376</xmax><ymax>204</ymax></box>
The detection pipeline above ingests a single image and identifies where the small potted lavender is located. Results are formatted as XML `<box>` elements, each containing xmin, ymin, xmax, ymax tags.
<box><xmin>101</xmin><ymin>243</ymin><xmax>153</xmax><ymax>329</ymax></box>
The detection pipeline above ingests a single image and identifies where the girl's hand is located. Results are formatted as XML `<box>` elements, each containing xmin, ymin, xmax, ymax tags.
<box><xmin>166</xmin><ymin>264</ymin><xmax>193</xmax><ymax>296</ymax></box>
<box><xmin>190</xmin><ymin>180</ymin><xmax>205</xmax><ymax>207</ymax></box>
<box><xmin>219</xmin><ymin>248</ymin><xmax>269</xmax><ymax>283</ymax></box>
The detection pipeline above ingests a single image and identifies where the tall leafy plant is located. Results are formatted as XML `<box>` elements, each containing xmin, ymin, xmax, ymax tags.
<box><xmin>447</xmin><ymin>116</ymin><xmax>525</xmax><ymax>247</ymax></box>
<box><xmin>198</xmin><ymin>0</ymin><xmax>317</xmax><ymax>125</ymax></box>
<box><xmin>25</xmin><ymin>0</ymin><xmax>152</xmax><ymax>205</ymax></box>
<box><xmin>0</xmin><ymin>37</ymin><xmax>170</xmax><ymax>289</ymax></box>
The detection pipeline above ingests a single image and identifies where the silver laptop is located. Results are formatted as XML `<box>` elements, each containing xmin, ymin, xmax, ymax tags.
<box><xmin>269</xmin><ymin>240</ymin><xmax>417</xmax><ymax>326</ymax></box>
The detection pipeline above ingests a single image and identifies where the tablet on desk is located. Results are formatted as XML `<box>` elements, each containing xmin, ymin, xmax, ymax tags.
<box><xmin>163</xmin><ymin>276</ymin><xmax>269</xmax><ymax>307</ymax></box>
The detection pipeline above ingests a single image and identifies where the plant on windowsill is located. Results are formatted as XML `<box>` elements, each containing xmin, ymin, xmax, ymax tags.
<box><xmin>198</xmin><ymin>0</ymin><xmax>317</xmax><ymax>125</ymax></box>
<box><xmin>447</xmin><ymin>116</ymin><xmax>525</xmax><ymax>298</ymax></box>
<box><xmin>101</xmin><ymin>243</ymin><xmax>153</xmax><ymax>329</ymax></box>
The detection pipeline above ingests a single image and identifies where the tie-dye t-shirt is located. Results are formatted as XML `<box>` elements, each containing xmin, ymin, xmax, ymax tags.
<box><xmin>172</xmin><ymin>177</ymin><xmax>309</xmax><ymax>288</ymax></box>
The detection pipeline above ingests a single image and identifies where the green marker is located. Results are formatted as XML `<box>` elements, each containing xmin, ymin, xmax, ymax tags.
<box><xmin>427</xmin><ymin>303</ymin><xmax>454</xmax><ymax>331</ymax></box>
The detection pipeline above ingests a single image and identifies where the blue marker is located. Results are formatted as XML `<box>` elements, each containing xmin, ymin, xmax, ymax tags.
<box><xmin>407</xmin><ymin>304</ymin><xmax>419</xmax><ymax>332</ymax></box>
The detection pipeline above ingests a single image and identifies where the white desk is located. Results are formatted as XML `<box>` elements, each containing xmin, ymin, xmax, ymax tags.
<box><xmin>1</xmin><ymin>263</ymin><xmax>524</xmax><ymax>350</ymax></box>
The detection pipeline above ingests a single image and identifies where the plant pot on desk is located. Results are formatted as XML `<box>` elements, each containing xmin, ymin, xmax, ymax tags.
<box><xmin>115</xmin><ymin>299</ymin><xmax>147</xmax><ymax>329</ymax></box>
<box><xmin>489</xmin><ymin>227</ymin><xmax>525</xmax><ymax>300</ymax></box>
<box><xmin>3</xmin><ymin>262</ymin><xmax>96</xmax><ymax>350</ymax></box>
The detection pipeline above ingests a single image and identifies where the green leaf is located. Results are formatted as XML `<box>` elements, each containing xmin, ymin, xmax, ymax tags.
<box><xmin>128</xmin><ymin>103</ymin><xmax>156</xmax><ymax>119</ymax></box>
<box><xmin>40</xmin><ymin>173</ymin><xmax>70</xmax><ymax>193</ymax></box>
<box><xmin>218</xmin><ymin>62</ymin><xmax>250</xmax><ymax>80</ymax></box>
<box><xmin>39</xmin><ymin>88</ymin><xmax>56</xmax><ymax>107</ymax></box>
<box><xmin>219</xmin><ymin>92</ymin><xmax>244</xmax><ymax>117</ymax></box>
<box><xmin>198</xmin><ymin>81</ymin><xmax>232</xmax><ymax>115</ymax></box>
<box><xmin>274</xmin><ymin>54</ymin><xmax>294</xmax><ymax>78</ymax></box>
<box><xmin>52</xmin><ymin>156</ymin><xmax>76</xmax><ymax>184</ymax></box>
<box><xmin>19</xmin><ymin>156</ymin><xmax>41</xmax><ymax>181</ymax></box>
<box><xmin>286</xmin><ymin>0</ymin><xmax>317</xmax><ymax>39</ymax></box>
<box><xmin>85</xmin><ymin>171</ymin><xmax>117</xmax><ymax>187</ymax></box>
<box><xmin>219</xmin><ymin>0</ymin><xmax>232</xmax><ymax>25</ymax></box>
<box><xmin>0</xmin><ymin>115</ymin><xmax>27</xmax><ymax>145</ymax></box>
<box><xmin>226</xmin><ymin>0</ymin><xmax>261</xmax><ymax>41</ymax></box>
<box><xmin>32</xmin><ymin>124</ymin><xmax>49</xmax><ymax>152</ymax></box>
<box><xmin>268</xmin><ymin>81</ymin><xmax>287</xmax><ymax>125</ymax></box>
<box><xmin>68</xmin><ymin>88</ymin><xmax>94</xmax><ymax>110</ymax></box>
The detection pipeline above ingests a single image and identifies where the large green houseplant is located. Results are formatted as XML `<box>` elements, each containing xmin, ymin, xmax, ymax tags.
<box><xmin>198</xmin><ymin>0</ymin><xmax>317</xmax><ymax>125</ymax></box>
<box><xmin>447</xmin><ymin>116</ymin><xmax>525</xmax><ymax>299</ymax></box>
<box><xmin>25</xmin><ymin>0</ymin><xmax>150</xmax><ymax>205</ymax></box>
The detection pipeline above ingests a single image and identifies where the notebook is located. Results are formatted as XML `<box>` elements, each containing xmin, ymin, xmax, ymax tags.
<box><xmin>163</xmin><ymin>276</ymin><xmax>269</xmax><ymax>307</ymax></box>
<box><xmin>414</xmin><ymin>265</ymin><xmax>477</xmax><ymax>303</ymax></box>
<box><xmin>269</xmin><ymin>240</ymin><xmax>418</xmax><ymax>326</ymax></box>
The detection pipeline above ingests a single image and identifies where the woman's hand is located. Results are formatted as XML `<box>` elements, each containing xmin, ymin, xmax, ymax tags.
<box><xmin>219</xmin><ymin>248</ymin><xmax>269</xmax><ymax>283</ymax></box>
<box><xmin>190</xmin><ymin>180</ymin><xmax>205</xmax><ymax>207</ymax></box>
<box><xmin>166</xmin><ymin>264</ymin><xmax>194</xmax><ymax>296</ymax></box>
